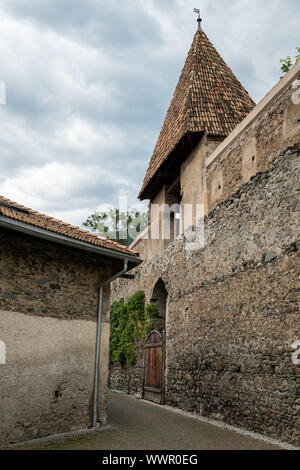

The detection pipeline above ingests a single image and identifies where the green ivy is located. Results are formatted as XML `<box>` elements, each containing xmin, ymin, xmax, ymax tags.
<box><xmin>110</xmin><ymin>291</ymin><xmax>159</xmax><ymax>366</ymax></box>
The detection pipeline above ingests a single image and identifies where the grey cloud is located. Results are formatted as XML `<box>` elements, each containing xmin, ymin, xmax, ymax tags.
<box><xmin>0</xmin><ymin>0</ymin><xmax>299</xmax><ymax>227</ymax></box>
<box><xmin>3</xmin><ymin>0</ymin><xmax>163</xmax><ymax>51</ymax></box>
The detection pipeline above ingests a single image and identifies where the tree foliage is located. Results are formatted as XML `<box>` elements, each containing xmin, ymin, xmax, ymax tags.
<box><xmin>110</xmin><ymin>291</ymin><xmax>159</xmax><ymax>366</ymax></box>
<box><xmin>83</xmin><ymin>208</ymin><xmax>148</xmax><ymax>246</ymax></box>
<box><xmin>280</xmin><ymin>47</ymin><xmax>300</xmax><ymax>73</ymax></box>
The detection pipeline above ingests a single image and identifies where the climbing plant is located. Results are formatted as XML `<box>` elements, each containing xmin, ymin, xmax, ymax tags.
<box><xmin>280</xmin><ymin>47</ymin><xmax>300</xmax><ymax>73</ymax></box>
<box><xmin>110</xmin><ymin>291</ymin><xmax>158</xmax><ymax>366</ymax></box>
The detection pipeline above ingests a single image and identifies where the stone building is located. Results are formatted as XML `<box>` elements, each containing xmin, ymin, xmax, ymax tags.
<box><xmin>0</xmin><ymin>196</ymin><xmax>140</xmax><ymax>445</ymax></box>
<box><xmin>138</xmin><ymin>25</ymin><xmax>255</xmax><ymax>259</ymax></box>
<box><xmin>110</xmin><ymin>24</ymin><xmax>300</xmax><ymax>445</ymax></box>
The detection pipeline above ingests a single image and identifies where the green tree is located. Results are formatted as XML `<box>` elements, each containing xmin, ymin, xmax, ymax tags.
<box><xmin>83</xmin><ymin>207</ymin><xmax>148</xmax><ymax>246</ymax></box>
<box><xmin>280</xmin><ymin>47</ymin><xmax>300</xmax><ymax>73</ymax></box>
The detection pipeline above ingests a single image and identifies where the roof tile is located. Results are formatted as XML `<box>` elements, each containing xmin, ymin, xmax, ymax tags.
<box><xmin>0</xmin><ymin>195</ymin><xmax>138</xmax><ymax>257</ymax></box>
<box><xmin>139</xmin><ymin>29</ymin><xmax>255</xmax><ymax>199</ymax></box>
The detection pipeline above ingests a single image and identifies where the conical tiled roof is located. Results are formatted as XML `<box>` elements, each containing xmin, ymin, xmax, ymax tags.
<box><xmin>139</xmin><ymin>28</ymin><xmax>255</xmax><ymax>199</ymax></box>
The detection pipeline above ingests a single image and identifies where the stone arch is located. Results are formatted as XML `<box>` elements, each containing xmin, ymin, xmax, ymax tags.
<box><xmin>143</xmin><ymin>279</ymin><xmax>168</xmax><ymax>405</ymax></box>
<box><xmin>150</xmin><ymin>278</ymin><xmax>168</xmax><ymax>333</ymax></box>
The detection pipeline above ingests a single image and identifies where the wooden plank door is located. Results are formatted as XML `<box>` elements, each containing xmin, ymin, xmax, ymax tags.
<box><xmin>143</xmin><ymin>330</ymin><xmax>164</xmax><ymax>404</ymax></box>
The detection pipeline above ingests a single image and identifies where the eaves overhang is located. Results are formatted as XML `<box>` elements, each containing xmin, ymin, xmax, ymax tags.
<box><xmin>0</xmin><ymin>215</ymin><xmax>142</xmax><ymax>266</ymax></box>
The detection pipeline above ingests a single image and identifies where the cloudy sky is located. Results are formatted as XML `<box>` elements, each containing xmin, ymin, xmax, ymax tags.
<box><xmin>0</xmin><ymin>0</ymin><xmax>299</xmax><ymax>226</ymax></box>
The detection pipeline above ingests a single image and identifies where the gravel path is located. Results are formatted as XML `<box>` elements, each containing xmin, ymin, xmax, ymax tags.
<box><xmin>26</xmin><ymin>391</ymin><xmax>282</xmax><ymax>450</ymax></box>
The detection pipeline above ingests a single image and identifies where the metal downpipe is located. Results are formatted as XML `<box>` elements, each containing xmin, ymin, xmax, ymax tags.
<box><xmin>92</xmin><ymin>258</ymin><xmax>129</xmax><ymax>428</ymax></box>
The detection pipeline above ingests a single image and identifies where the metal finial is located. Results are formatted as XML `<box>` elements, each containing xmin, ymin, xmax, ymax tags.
<box><xmin>193</xmin><ymin>8</ymin><xmax>202</xmax><ymax>31</ymax></box>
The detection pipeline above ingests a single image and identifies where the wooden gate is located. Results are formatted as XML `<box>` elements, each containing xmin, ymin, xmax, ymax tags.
<box><xmin>143</xmin><ymin>330</ymin><xmax>164</xmax><ymax>404</ymax></box>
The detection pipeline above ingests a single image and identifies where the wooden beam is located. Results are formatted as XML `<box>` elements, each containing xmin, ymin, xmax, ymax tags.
<box><xmin>166</xmin><ymin>176</ymin><xmax>180</xmax><ymax>195</ymax></box>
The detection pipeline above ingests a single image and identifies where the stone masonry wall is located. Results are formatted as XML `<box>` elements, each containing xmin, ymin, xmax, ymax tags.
<box><xmin>109</xmin><ymin>343</ymin><xmax>144</xmax><ymax>397</ymax></box>
<box><xmin>206</xmin><ymin>70</ymin><xmax>300</xmax><ymax>212</ymax></box>
<box><xmin>0</xmin><ymin>228</ymin><xmax>111</xmax><ymax>321</ymax></box>
<box><xmin>110</xmin><ymin>147</ymin><xmax>300</xmax><ymax>445</ymax></box>
<box><xmin>0</xmin><ymin>231</ymin><xmax>112</xmax><ymax>445</ymax></box>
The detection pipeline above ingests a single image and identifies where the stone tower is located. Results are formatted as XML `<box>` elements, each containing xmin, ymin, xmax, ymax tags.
<box><xmin>137</xmin><ymin>24</ymin><xmax>255</xmax><ymax>259</ymax></box>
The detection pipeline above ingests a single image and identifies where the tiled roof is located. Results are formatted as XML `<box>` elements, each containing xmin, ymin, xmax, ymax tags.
<box><xmin>0</xmin><ymin>196</ymin><xmax>138</xmax><ymax>257</ymax></box>
<box><xmin>139</xmin><ymin>29</ymin><xmax>255</xmax><ymax>199</ymax></box>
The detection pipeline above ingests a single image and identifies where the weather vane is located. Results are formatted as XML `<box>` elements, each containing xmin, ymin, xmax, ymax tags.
<box><xmin>193</xmin><ymin>8</ymin><xmax>202</xmax><ymax>30</ymax></box>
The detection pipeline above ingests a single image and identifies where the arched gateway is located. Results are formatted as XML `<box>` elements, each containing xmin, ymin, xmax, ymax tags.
<box><xmin>143</xmin><ymin>279</ymin><xmax>167</xmax><ymax>404</ymax></box>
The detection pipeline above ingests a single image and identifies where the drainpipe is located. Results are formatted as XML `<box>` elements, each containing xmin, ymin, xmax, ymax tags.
<box><xmin>93</xmin><ymin>258</ymin><xmax>129</xmax><ymax>428</ymax></box>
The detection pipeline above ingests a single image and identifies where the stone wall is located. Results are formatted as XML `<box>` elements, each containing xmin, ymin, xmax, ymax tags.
<box><xmin>0</xmin><ymin>228</ymin><xmax>111</xmax><ymax>321</ymax></box>
<box><xmin>0</xmin><ymin>310</ymin><xmax>98</xmax><ymax>444</ymax></box>
<box><xmin>110</xmin><ymin>147</ymin><xmax>300</xmax><ymax>445</ymax></box>
<box><xmin>206</xmin><ymin>68</ymin><xmax>300</xmax><ymax>212</ymax></box>
<box><xmin>180</xmin><ymin>136</ymin><xmax>221</xmax><ymax>219</ymax></box>
<box><xmin>138</xmin><ymin>68</ymin><xmax>300</xmax><ymax>262</ymax></box>
<box><xmin>0</xmin><ymin>230</ymin><xmax>112</xmax><ymax>445</ymax></box>
<box><xmin>109</xmin><ymin>342</ymin><xmax>144</xmax><ymax>397</ymax></box>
